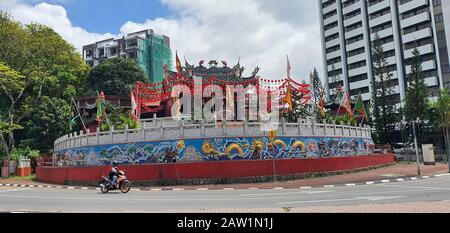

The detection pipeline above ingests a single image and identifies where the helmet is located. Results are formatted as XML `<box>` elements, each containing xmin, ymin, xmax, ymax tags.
<box><xmin>112</xmin><ymin>160</ymin><xmax>118</xmax><ymax>166</ymax></box>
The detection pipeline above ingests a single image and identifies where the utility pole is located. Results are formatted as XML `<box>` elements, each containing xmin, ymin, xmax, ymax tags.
<box><xmin>412</xmin><ymin>118</ymin><xmax>421</xmax><ymax>176</ymax></box>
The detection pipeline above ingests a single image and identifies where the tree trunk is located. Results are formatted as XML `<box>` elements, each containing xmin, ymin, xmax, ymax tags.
<box><xmin>0</xmin><ymin>130</ymin><xmax>10</xmax><ymax>157</ymax></box>
<box><xmin>7</xmin><ymin>106</ymin><xmax>14</xmax><ymax>150</ymax></box>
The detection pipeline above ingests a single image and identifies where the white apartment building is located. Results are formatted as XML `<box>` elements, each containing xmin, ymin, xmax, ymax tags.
<box><xmin>319</xmin><ymin>0</ymin><xmax>450</xmax><ymax>106</ymax></box>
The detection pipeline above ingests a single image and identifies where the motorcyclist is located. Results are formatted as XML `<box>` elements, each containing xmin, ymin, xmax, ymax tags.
<box><xmin>109</xmin><ymin>160</ymin><xmax>119</xmax><ymax>188</ymax></box>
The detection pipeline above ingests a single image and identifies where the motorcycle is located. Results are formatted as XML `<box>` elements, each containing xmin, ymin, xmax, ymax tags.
<box><xmin>99</xmin><ymin>170</ymin><xmax>131</xmax><ymax>193</ymax></box>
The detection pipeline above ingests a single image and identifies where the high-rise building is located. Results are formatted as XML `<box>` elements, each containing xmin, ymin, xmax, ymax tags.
<box><xmin>319</xmin><ymin>0</ymin><xmax>450</xmax><ymax>107</ymax></box>
<box><xmin>82</xmin><ymin>29</ymin><xmax>173</xmax><ymax>84</ymax></box>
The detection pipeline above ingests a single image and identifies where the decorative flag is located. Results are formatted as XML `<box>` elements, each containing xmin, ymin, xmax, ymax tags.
<box><xmin>283</xmin><ymin>82</ymin><xmax>293</xmax><ymax>112</ymax></box>
<box><xmin>338</xmin><ymin>90</ymin><xmax>353</xmax><ymax>116</ymax></box>
<box><xmin>226</xmin><ymin>85</ymin><xmax>235</xmax><ymax>117</ymax></box>
<box><xmin>96</xmin><ymin>91</ymin><xmax>106</xmax><ymax>122</ymax></box>
<box><xmin>318</xmin><ymin>92</ymin><xmax>326</xmax><ymax>117</ymax></box>
<box><xmin>130</xmin><ymin>88</ymin><xmax>138</xmax><ymax>122</ymax></box>
<box><xmin>69</xmin><ymin>112</ymin><xmax>79</xmax><ymax>131</ymax></box>
<box><xmin>353</xmin><ymin>93</ymin><xmax>368</xmax><ymax>121</ymax></box>
<box><xmin>175</xmin><ymin>51</ymin><xmax>182</xmax><ymax>75</ymax></box>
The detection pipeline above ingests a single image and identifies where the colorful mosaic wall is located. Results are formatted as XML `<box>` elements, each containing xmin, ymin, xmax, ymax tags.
<box><xmin>55</xmin><ymin>136</ymin><xmax>374</xmax><ymax>166</ymax></box>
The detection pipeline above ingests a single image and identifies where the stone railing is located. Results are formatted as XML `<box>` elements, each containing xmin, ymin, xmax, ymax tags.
<box><xmin>54</xmin><ymin>117</ymin><xmax>372</xmax><ymax>152</ymax></box>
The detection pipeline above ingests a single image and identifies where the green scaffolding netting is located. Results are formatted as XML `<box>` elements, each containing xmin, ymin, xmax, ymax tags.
<box><xmin>138</xmin><ymin>35</ymin><xmax>173</xmax><ymax>83</ymax></box>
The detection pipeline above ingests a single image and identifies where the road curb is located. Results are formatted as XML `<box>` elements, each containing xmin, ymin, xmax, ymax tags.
<box><xmin>1</xmin><ymin>173</ymin><xmax>449</xmax><ymax>192</ymax></box>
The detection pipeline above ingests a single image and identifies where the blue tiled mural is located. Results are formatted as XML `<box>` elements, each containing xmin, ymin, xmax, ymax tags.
<box><xmin>55</xmin><ymin>136</ymin><xmax>374</xmax><ymax>166</ymax></box>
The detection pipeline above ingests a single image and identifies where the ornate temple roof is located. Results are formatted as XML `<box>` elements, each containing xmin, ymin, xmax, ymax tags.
<box><xmin>180</xmin><ymin>59</ymin><xmax>260</xmax><ymax>83</ymax></box>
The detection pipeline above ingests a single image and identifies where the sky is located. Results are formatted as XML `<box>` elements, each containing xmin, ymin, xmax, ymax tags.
<box><xmin>0</xmin><ymin>0</ymin><xmax>323</xmax><ymax>82</ymax></box>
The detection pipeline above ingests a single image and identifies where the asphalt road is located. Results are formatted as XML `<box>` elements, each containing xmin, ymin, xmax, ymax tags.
<box><xmin>1</xmin><ymin>175</ymin><xmax>450</xmax><ymax>212</ymax></box>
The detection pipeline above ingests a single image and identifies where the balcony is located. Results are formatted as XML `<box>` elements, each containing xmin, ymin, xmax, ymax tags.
<box><xmin>326</xmin><ymin>50</ymin><xmax>341</xmax><ymax>60</ymax></box>
<box><xmin>350</xmin><ymin>79</ymin><xmax>370</xmax><ymax>90</ymax></box>
<box><xmin>404</xmin><ymin>43</ymin><xmax>434</xmax><ymax>59</ymax></box>
<box><xmin>424</xmin><ymin>76</ymin><xmax>438</xmax><ymax>87</ymax></box>
<box><xmin>347</xmin><ymin>53</ymin><xmax>366</xmax><ymax>64</ymax></box>
<box><xmin>328</xmin><ymin>62</ymin><xmax>342</xmax><ymax>71</ymax></box>
<box><xmin>322</xmin><ymin>3</ymin><xmax>336</xmax><ymax>15</ymax></box>
<box><xmin>346</xmin><ymin>40</ymin><xmax>365</xmax><ymax>51</ymax></box>
<box><xmin>325</xmin><ymin>26</ymin><xmax>339</xmax><ymax>38</ymax></box>
<box><xmin>345</xmin><ymin>27</ymin><xmax>364</xmax><ymax>39</ymax></box>
<box><xmin>406</xmin><ymin>60</ymin><xmax>436</xmax><ymax>72</ymax></box>
<box><xmin>344</xmin><ymin>14</ymin><xmax>363</xmax><ymax>27</ymax></box>
<box><xmin>326</xmin><ymin>37</ymin><xmax>340</xmax><ymax>48</ymax></box>
<box><xmin>369</xmin><ymin>13</ymin><xmax>392</xmax><ymax>28</ymax></box>
<box><xmin>343</xmin><ymin>1</ymin><xmax>361</xmax><ymax>15</ymax></box>
<box><xmin>402</xmin><ymin>27</ymin><xmax>432</xmax><ymax>44</ymax></box>
<box><xmin>361</xmin><ymin>92</ymin><xmax>371</xmax><ymax>101</ymax></box>
<box><xmin>368</xmin><ymin>0</ymin><xmax>390</xmax><ymax>15</ymax></box>
<box><xmin>324</xmin><ymin>14</ymin><xmax>338</xmax><ymax>26</ymax></box>
<box><xmin>400</xmin><ymin>11</ymin><xmax>430</xmax><ymax>29</ymax></box>
<box><xmin>348</xmin><ymin>65</ymin><xmax>368</xmax><ymax>76</ymax></box>
<box><xmin>386</xmin><ymin>56</ymin><xmax>397</xmax><ymax>66</ymax></box>
<box><xmin>371</xmin><ymin>27</ymin><xmax>393</xmax><ymax>40</ymax></box>
<box><xmin>382</xmin><ymin>41</ymin><xmax>395</xmax><ymax>52</ymax></box>
<box><xmin>399</xmin><ymin>0</ymin><xmax>429</xmax><ymax>14</ymax></box>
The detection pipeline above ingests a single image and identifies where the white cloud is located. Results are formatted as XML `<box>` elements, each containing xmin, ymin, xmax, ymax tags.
<box><xmin>1</xmin><ymin>0</ymin><xmax>323</xmax><ymax>81</ymax></box>
<box><xmin>0</xmin><ymin>1</ymin><xmax>114</xmax><ymax>52</ymax></box>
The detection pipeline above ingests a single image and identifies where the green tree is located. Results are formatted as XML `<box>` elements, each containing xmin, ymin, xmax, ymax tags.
<box><xmin>310</xmin><ymin>68</ymin><xmax>325</xmax><ymax>118</ymax></box>
<box><xmin>19</xmin><ymin>97</ymin><xmax>71</xmax><ymax>152</ymax></box>
<box><xmin>371</xmin><ymin>34</ymin><xmax>398</xmax><ymax>144</ymax></box>
<box><xmin>404</xmin><ymin>48</ymin><xmax>429</xmax><ymax>123</ymax></box>
<box><xmin>283</xmin><ymin>80</ymin><xmax>312</xmax><ymax>122</ymax></box>
<box><xmin>0</xmin><ymin>62</ymin><xmax>26</xmax><ymax>156</ymax></box>
<box><xmin>0</xmin><ymin>12</ymin><xmax>88</xmax><ymax>156</ymax></box>
<box><xmin>86</xmin><ymin>57</ymin><xmax>147</xmax><ymax>97</ymax></box>
<box><xmin>429</xmin><ymin>88</ymin><xmax>450</xmax><ymax>166</ymax></box>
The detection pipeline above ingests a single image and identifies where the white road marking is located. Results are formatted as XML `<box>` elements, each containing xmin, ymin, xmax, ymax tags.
<box><xmin>323</xmin><ymin>185</ymin><xmax>335</xmax><ymax>188</ymax></box>
<box><xmin>278</xmin><ymin>196</ymin><xmax>404</xmax><ymax>205</ymax></box>
<box><xmin>241</xmin><ymin>190</ymin><xmax>332</xmax><ymax>196</ymax></box>
<box><xmin>150</xmin><ymin>188</ymin><xmax>162</xmax><ymax>191</ymax></box>
<box><xmin>435</xmin><ymin>174</ymin><xmax>450</xmax><ymax>177</ymax></box>
<box><xmin>377</xmin><ymin>184</ymin><xmax>450</xmax><ymax>190</ymax></box>
<box><xmin>172</xmin><ymin>188</ymin><xmax>184</xmax><ymax>191</ymax></box>
<box><xmin>67</xmin><ymin>187</ymin><xmax>75</xmax><ymax>189</ymax></box>
<box><xmin>345</xmin><ymin>183</ymin><xmax>356</xmax><ymax>186</ymax></box>
<box><xmin>422</xmin><ymin>176</ymin><xmax>430</xmax><ymax>179</ymax></box>
<box><xmin>0</xmin><ymin>188</ymin><xmax>30</xmax><ymax>193</ymax></box>
<box><xmin>300</xmin><ymin>186</ymin><xmax>311</xmax><ymax>189</ymax></box>
<box><xmin>396</xmin><ymin>178</ymin><xmax>405</xmax><ymax>182</ymax></box>
<box><xmin>197</xmin><ymin>188</ymin><xmax>209</xmax><ymax>191</ymax></box>
<box><xmin>366</xmin><ymin>181</ymin><xmax>375</xmax><ymax>185</ymax></box>
<box><xmin>381</xmin><ymin>180</ymin><xmax>390</xmax><ymax>183</ymax></box>
<box><xmin>223</xmin><ymin>188</ymin><xmax>234</xmax><ymax>191</ymax></box>
<box><xmin>410</xmin><ymin>177</ymin><xmax>418</xmax><ymax>180</ymax></box>
<box><xmin>273</xmin><ymin>187</ymin><xmax>284</xmax><ymax>190</ymax></box>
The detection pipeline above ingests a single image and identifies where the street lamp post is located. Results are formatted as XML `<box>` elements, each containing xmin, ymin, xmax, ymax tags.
<box><xmin>412</xmin><ymin>118</ymin><xmax>421</xmax><ymax>176</ymax></box>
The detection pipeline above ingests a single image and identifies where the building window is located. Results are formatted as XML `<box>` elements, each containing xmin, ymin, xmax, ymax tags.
<box><xmin>128</xmin><ymin>51</ymin><xmax>136</xmax><ymax>60</ymax></box>
<box><xmin>110</xmin><ymin>47</ymin><xmax>117</xmax><ymax>56</ymax></box>
<box><xmin>86</xmin><ymin>50</ymin><xmax>92</xmax><ymax>57</ymax></box>
<box><xmin>348</xmin><ymin>60</ymin><xmax>366</xmax><ymax>70</ymax></box>
<box><xmin>435</xmin><ymin>13</ymin><xmax>443</xmax><ymax>23</ymax></box>
<box><xmin>401</xmin><ymin>6</ymin><xmax>428</xmax><ymax>20</ymax></box>
<box><xmin>350</xmin><ymin>87</ymin><xmax>370</xmax><ymax>96</ymax></box>
<box><xmin>345</xmin><ymin>22</ymin><xmax>363</xmax><ymax>32</ymax></box>
<box><xmin>349</xmin><ymin>73</ymin><xmax>368</xmax><ymax>83</ymax></box>
<box><xmin>368</xmin><ymin>0</ymin><xmax>384</xmax><ymax>7</ymax></box>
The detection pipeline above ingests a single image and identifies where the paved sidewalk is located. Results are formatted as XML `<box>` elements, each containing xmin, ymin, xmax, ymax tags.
<box><xmin>1</xmin><ymin>163</ymin><xmax>448</xmax><ymax>190</ymax></box>
<box><xmin>176</xmin><ymin>200</ymin><xmax>450</xmax><ymax>213</ymax></box>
